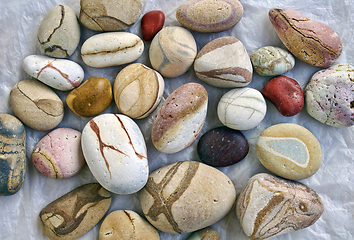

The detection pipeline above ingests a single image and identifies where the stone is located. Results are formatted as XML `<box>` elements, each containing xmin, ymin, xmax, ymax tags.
<box><xmin>176</xmin><ymin>0</ymin><xmax>243</xmax><ymax>33</ymax></box>
<box><xmin>10</xmin><ymin>79</ymin><xmax>64</xmax><ymax>131</ymax></box>
<box><xmin>32</xmin><ymin>128</ymin><xmax>85</xmax><ymax>179</ymax></box>
<box><xmin>194</xmin><ymin>36</ymin><xmax>253</xmax><ymax>88</ymax></box>
<box><xmin>39</xmin><ymin>183</ymin><xmax>111</xmax><ymax>240</ymax></box>
<box><xmin>38</xmin><ymin>5</ymin><xmax>80</xmax><ymax>58</ymax></box>
<box><xmin>141</xmin><ymin>10</ymin><xmax>165</xmax><ymax>41</ymax></box>
<box><xmin>99</xmin><ymin>210</ymin><xmax>159</xmax><ymax>240</ymax></box>
<box><xmin>81</xmin><ymin>32</ymin><xmax>144</xmax><ymax>68</ymax></box>
<box><xmin>305</xmin><ymin>63</ymin><xmax>354</xmax><ymax>127</ymax></box>
<box><xmin>149</xmin><ymin>26</ymin><xmax>197</xmax><ymax>78</ymax></box>
<box><xmin>197</xmin><ymin>126</ymin><xmax>248</xmax><ymax>167</ymax></box>
<box><xmin>23</xmin><ymin>55</ymin><xmax>84</xmax><ymax>91</ymax></box>
<box><xmin>236</xmin><ymin>173</ymin><xmax>324</xmax><ymax>240</ymax></box>
<box><xmin>186</xmin><ymin>227</ymin><xmax>221</xmax><ymax>240</ymax></box>
<box><xmin>256</xmin><ymin>123</ymin><xmax>322</xmax><ymax>180</ymax></box>
<box><xmin>262</xmin><ymin>76</ymin><xmax>304</xmax><ymax>116</ymax></box>
<box><xmin>269</xmin><ymin>8</ymin><xmax>342</xmax><ymax>67</ymax></box>
<box><xmin>79</xmin><ymin>0</ymin><xmax>143</xmax><ymax>31</ymax></box>
<box><xmin>114</xmin><ymin>63</ymin><xmax>164</xmax><ymax>119</ymax></box>
<box><xmin>217</xmin><ymin>88</ymin><xmax>266</xmax><ymax>130</ymax></box>
<box><xmin>251</xmin><ymin>46</ymin><xmax>295</xmax><ymax>76</ymax></box>
<box><xmin>0</xmin><ymin>114</ymin><xmax>26</xmax><ymax>196</ymax></box>
<box><xmin>140</xmin><ymin>161</ymin><xmax>236</xmax><ymax>234</ymax></box>
<box><xmin>81</xmin><ymin>114</ymin><xmax>148</xmax><ymax>194</ymax></box>
<box><xmin>151</xmin><ymin>83</ymin><xmax>208</xmax><ymax>154</ymax></box>
<box><xmin>66</xmin><ymin>76</ymin><xmax>113</xmax><ymax>117</ymax></box>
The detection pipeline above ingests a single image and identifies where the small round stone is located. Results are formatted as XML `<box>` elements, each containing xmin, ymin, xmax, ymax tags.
<box><xmin>186</xmin><ymin>227</ymin><xmax>221</xmax><ymax>240</ymax></box>
<box><xmin>141</xmin><ymin>10</ymin><xmax>165</xmax><ymax>41</ymax></box>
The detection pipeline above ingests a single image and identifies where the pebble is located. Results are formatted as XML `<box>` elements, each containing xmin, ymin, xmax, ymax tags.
<box><xmin>176</xmin><ymin>0</ymin><xmax>243</xmax><ymax>33</ymax></box>
<box><xmin>151</xmin><ymin>83</ymin><xmax>208</xmax><ymax>154</ymax></box>
<box><xmin>66</xmin><ymin>76</ymin><xmax>113</xmax><ymax>117</ymax></box>
<box><xmin>269</xmin><ymin>8</ymin><xmax>342</xmax><ymax>67</ymax></box>
<box><xmin>217</xmin><ymin>88</ymin><xmax>266</xmax><ymax>130</ymax></box>
<box><xmin>140</xmin><ymin>161</ymin><xmax>236</xmax><ymax>234</ymax></box>
<box><xmin>305</xmin><ymin>63</ymin><xmax>354</xmax><ymax>127</ymax></box>
<box><xmin>79</xmin><ymin>0</ymin><xmax>143</xmax><ymax>31</ymax></box>
<box><xmin>10</xmin><ymin>79</ymin><xmax>64</xmax><ymax>131</ymax></box>
<box><xmin>114</xmin><ymin>63</ymin><xmax>164</xmax><ymax>119</ymax></box>
<box><xmin>256</xmin><ymin>123</ymin><xmax>322</xmax><ymax>180</ymax></box>
<box><xmin>262</xmin><ymin>76</ymin><xmax>304</xmax><ymax>116</ymax></box>
<box><xmin>99</xmin><ymin>210</ymin><xmax>159</xmax><ymax>240</ymax></box>
<box><xmin>0</xmin><ymin>114</ymin><xmax>26</xmax><ymax>196</ymax></box>
<box><xmin>39</xmin><ymin>183</ymin><xmax>111</xmax><ymax>240</ymax></box>
<box><xmin>186</xmin><ymin>227</ymin><xmax>221</xmax><ymax>240</ymax></box>
<box><xmin>194</xmin><ymin>36</ymin><xmax>253</xmax><ymax>88</ymax></box>
<box><xmin>22</xmin><ymin>55</ymin><xmax>84</xmax><ymax>91</ymax></box>
<box><xmin>236</xmin><ymin>173</ymin><xmax>324</xmax><ymax>240</ymax></box>
<box><xmin>32</xmin><ymin>128</ymin><xmax>85</xmax><ymax>179</ymax></box>
<box><xmin>141</xmin><ymin>10</ymin><xmax>165</xmax><ymax>41</ymax></box>
<box><xmin>81</xmin><ymin>114</ymin><xmax>148</xmax><ymax>194</ymax></box>
<box><xmin>149</xmin><ymin>26</ymin><xmax>197</xmax><ymax>78</ymax></box>
<box><xmin>197</xmin><ymin>126</ymin><xmax>249</xmax><ymax>167</ymax></box>
<box><xmin>81</xmin><ymin>32</ymin><xmax>144</xmax><ymax>68</ymax></box>
<box><xmin>251</xmin><ymin>46</ymin><xmax>295</xmax><ymax>76</ymax></box>
<box><xmin>38</xmin><ymin>5</ymin><xmax>80</xmax><ymax>58</ymax></box>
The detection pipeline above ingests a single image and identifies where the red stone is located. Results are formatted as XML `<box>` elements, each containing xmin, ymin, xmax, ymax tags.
<box><xmin>262</xmin><ymin>76</ymin><xmax>304</xmax><ymax>117</ymax></box>
<box><xmin>141</xmin><ymin>10</ymin><xmax>165</xmax><ymax>41</ymax></box>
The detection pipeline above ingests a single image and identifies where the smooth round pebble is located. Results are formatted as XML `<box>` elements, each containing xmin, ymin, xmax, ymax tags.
<box><xmin>256</xmin><ymin>123</ymin><xmax>322</xmax><ymax>180</ymax></box>
<box><xmin>194</xmin><ymin>36</ymin><xmax>253</xmax><ymax>88</ymax></box>
<box><xmin>140</xmin><ymin>161</ymin><xmax>236</xmax><ymax>234</ymax></box>
<box><xmin>0</xmin><ymin>114</ymin><xmax>26</xmax><ymax>196</ymax></box>
<box><xmin>99</xmin><ymin>210</ymin><xmax>159</xmax><ymax>240</ymax></box>
<box><xmin>251</xmin><ymin>46</ymin><xmax>295</xmax><ymax>76</ymax></box>
<box><xmin>79</xmin><ymin>0</ymin><xmax>143</xmax><ymax>31</ymax></box>
<box><xmin>23</xmin><ymin>55</ymin><xmax>84</xmax><ymax>91</ymax></box>
<box><xmin>186</xmin><ymin>227</ymin><xmax>221</xmax><ymax>240</ymax></box>
<box><xmin>149</xmin><ymin>26</ymin><xmax>197</xmax><ymax>78</ymax></box>
<box><xmin>141</xmin><ymin>10</ymin><xmax>165</xmax><ymax>41</ymax></box>
<box><xmin>176</xmin><ymin>0</ymin><xmax>243</xmax><ymax>33</ymax></box>
<box><xmin>217</xmin><ymin>88</ymin><xmax>266</xmax><ymax>130</ymax></box>
<box><xmin>32</xmin><ymin>128</ymin><xmax>85</xmax><ymax>179</ymax></box>
<box><xmin>197</xmin><ymin>126</ymin><xmax>249</xmax><ymax>167</ymax></box>
<box><xmin>66</xmin><ymin>76</ymin><xmax>113</xmax><ymax>117</ymax></box>
<box><xmin>114</xmin><ymin>63</ymin><xmax>164</xmax><ymax>119</ymax></box>
<box><xmin>10</xmin><ymin>79</ymin><xmax>64</xmax><ymax>131</ymax></box>
<box><xmin>38</xmin><ymin>5</ymin><xmax>80</xmax><ymax>58</ymax></box>
<box><xmin>305</xmin><ymin>63</ymin><xmax>354</xmax><ymax>127</ymax></box>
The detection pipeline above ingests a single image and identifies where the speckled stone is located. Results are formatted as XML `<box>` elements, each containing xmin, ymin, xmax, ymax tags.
<box><xmin>186</xmin><ymin>227</ymin><xmax>221</xmax><ymax>240</ymax></box>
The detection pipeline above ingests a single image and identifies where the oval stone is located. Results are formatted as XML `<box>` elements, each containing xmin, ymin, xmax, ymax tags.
<box><xmin>99</xmin><ymin>210</ymin><xmax>159</xmax><ymax>240</ymax></box>
<box><xmin>194</xmin><ymin>36</ymin><xmax>252</xmax><ymax>88</ymax></box>
<box><xmin>23</xmin><ymin>55</ymin><xmax>84</xmax><ymax>91</ymax></box>
<box><xmin>141</xmin><ymin>10</ymin><xmax>165</xmax><ymax>41</ymax></box>
<box><xmin>81</xmin><ymin>114</ymin><xmax>148</xmax><ymax>194</ymax></box>
<box><xmin>186</xmin><ymin>227</ymin><xmax>221</xmax><ymax>240</ymax></box>
<box><xmin>256</xmin><ymin>123</ymin><xmax>322</xmax><ymax>180</ymax></box>
<box><xmin>251</xmin><ymin>46</ymin><xmax>295</xmax><ymax>76</ymax></box>
<box><xmin>79</xmin><ymin>0</ymin><xmax>143</xmax><ymax>31</ymax></box>
<box><xmin>151</xmin><ymin>83</ymin><xmax>208</xmax><ymax>154</ymax></box>
<box><xmin>305</xmin><ymin>63</ymin><xmax>354</xmax><ymax>127</ymax></box>
<box><xmin>269</xmin><ymin>8</ymin><xmax>342</xmax><ymax>67</ymax></box>
<box><xmin>149</xmin><ymin>26</ymin><xmax>197</xmax><ymax>78</ymax></box>
<box><xmin>81</xmin><ymin>32</ymin><xmax>144</xmax><ymax>68</ymax></box>
<box><xmin>32</xmin><ymin>128</ymin><xmax>85</xmax><ymax>179</ymax></box>
<box><xmin>66</xmin><ymin>76</ymin><xmax>113</xmax><ymax>118</ymax></box>
<box><xmin>140</xmin><ymin>161</ymin><xmax>236</xmax><ymax>234</ymax></box>
<box><xmin>39</xmin><ymin>183</ymin><xmax>111</xmax><ymax>240</ymax></box>
<box><xmin>176</xmin><ymin>0</ymin><xmax>243</xmax><ymax>33</ymax></box>
<box><xmin>236</xmin><ymin>173</ymin><xmax>324</xmax><ymax>240</ymax></box>
<box><xmin>217</xmin><ymin>88</ymin><xmax>266</xmax><ymax>130</ymax></box>
<box><xmin>114</xmin><ymin>63</ymin><xmax>165</xmax><ymax>119</ymax></box>
<box><xmin>197</xmin><ymin>126</ymin><xmax>249</xmax><ymax>167</ymax></box>
<box><xmin>38</xmin><ymin>5</ymin><xmax>80</xmax><ymax>58</ymax></box>
<box><xmin>0</xmin><ymin>114</ymin><xmax>26</xmax><ymax>196</ymax></box>
<box><xmin>10</xmin><ymin>79</ymin><xmax>64</xmax><ymax>131</ymax></box>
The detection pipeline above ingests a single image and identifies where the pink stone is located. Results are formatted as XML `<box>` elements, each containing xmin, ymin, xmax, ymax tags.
<box><xmin>141</xmin><ymin>10</ymin><xmax>165</xmax><ymax>41</ymax></box>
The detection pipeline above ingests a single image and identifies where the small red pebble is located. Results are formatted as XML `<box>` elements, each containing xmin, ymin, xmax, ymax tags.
<box><xmin>262</xmin><ymin>76</ymin><xmax>304</xmax><ymax>117</ymax></box>
<box><xmin>141</xmin><ymin>10</ymin><xmax>165</xmax><ymax>41</ymax></box>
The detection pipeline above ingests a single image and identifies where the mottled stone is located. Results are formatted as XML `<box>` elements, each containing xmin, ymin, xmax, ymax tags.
<box><xmin>186</xmin><ymin>227</ymin><xmax>221</xmax><ymax>240</ymax></box>
<box><xmin>236</xmin><ymin>173</ymin><xmax>324</xmax><ymax>240</ymax></box>
<box><xmin>141</xmin><ymin>10</ymin><xmax>165</xmax><ymax>41</ymax></box>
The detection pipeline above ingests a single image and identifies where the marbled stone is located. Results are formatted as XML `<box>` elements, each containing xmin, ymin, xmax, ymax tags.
<box><xmin>141</xmin><ymin>10</ymin><xmax>165</xmax><ymax>41</ymax></box>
